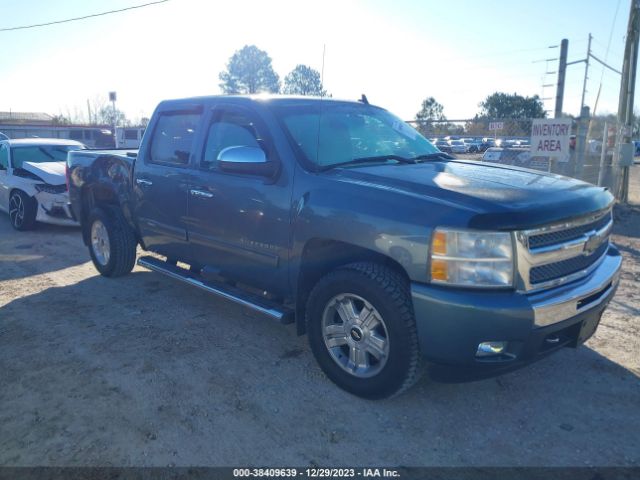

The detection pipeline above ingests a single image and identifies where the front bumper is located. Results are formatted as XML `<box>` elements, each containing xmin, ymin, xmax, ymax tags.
<box><xmin>35</xmin><ymin>192</ymin><xmax>79</xmax><ymax>227</ymax></box>
<box><xmin>410</xmin><ymin>245</ymin><xmax>621</xmax><ymax>377</ymax></box>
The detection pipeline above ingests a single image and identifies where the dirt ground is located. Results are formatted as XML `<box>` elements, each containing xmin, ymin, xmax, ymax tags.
<box><xmin>0</xmin><ymin>168</ymin><xmax>639</xmax><ymax>467</ymax></box>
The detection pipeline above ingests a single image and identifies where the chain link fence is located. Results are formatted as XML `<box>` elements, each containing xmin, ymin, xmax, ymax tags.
<box><xmin>407</xmin><ymin>116</ymin><xmax>628</xmax><ymax>192</ymax></box>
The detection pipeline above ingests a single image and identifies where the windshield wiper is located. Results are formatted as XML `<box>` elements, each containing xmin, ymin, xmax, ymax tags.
<box><xmin>411</xmin><ymin>152</ymin><xmax>455</xmax><ymax>161</ymax></box>
<box><xmin>320</xmin><ymin>155</ymin><xmax>417</xmax><ymax>171</ymax></box>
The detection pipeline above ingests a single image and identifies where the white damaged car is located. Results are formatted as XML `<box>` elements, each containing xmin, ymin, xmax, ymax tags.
<box><xmin>0</xmin><ymin>138</ymin><xmax>86</xmax><ymax>230</ymax></box>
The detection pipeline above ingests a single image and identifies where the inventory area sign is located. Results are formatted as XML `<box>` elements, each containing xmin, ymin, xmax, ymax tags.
<box><xmin>531</xmin><ymin>118</ymin><xmax>572</xmax><ymax>158</ymax></box>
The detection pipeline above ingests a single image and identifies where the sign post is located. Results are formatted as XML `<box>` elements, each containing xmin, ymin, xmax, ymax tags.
<box><xmin>109</xmin><ymin>91</ymin><xmax>117</xmax><ymax>147</ymax></box>
<box><xmin>489</xmin><ymin>121</ymin><xmax>504</xmax><ymax>145</ymax></box>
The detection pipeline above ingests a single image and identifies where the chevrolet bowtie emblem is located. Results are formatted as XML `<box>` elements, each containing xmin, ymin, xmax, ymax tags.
<box><xmin>583</xmin><ymin>231</ymin><xmax>603</xmax><ymax>255</ymax></box>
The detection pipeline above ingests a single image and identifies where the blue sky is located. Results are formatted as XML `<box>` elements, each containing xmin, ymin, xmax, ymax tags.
<box><xmin>0</xmin><ymin>0</ymin><xmax>632</xmax><ymax>122</ymax></box>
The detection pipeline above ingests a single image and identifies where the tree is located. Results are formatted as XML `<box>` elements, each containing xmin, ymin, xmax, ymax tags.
<box><xmin>474</xmin><ymin>92</ymin><xmax>546</xmax><ymax>136</ymax></box>
<box><xmin>97</xmin><ymin>106</ymin><xmax>128</xmax><ymax>126</ymax></box>
<box><xmin>219</xmin><ymin>45</ymin><xmax>280</xmax><ymax>94</ymax></box>
<box><xmin>283</xmin><ymin>64</ymin><xmax>326</xmax><ymax>96</ymax></box>
<box><xmin>51</xmin><ymin>114</ymin><xmax>71</xmax><ymax>125</ymax></box>
<box><xmin>415</xmin><ymin>97</ymin><xmax>446</xmax><ymax>136</ymax></box>
<box><xmin>477</xmin><ymin>92</ymin><xmax>546</xmax><ymax>119</ymax></box>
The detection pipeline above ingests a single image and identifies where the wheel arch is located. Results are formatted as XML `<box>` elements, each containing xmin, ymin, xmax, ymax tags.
<box><xmin>295</xmin><ymin>238</ymin><xmax>410</xmax><ymax>335</ymax></box>
<box><xmin>9</xmin><ymin>186</ymin><xmax>36</xmax><ymax>200</ymax></box>
<box><xmin>80</xmin><ymin>184</ymin><xmax>138</xmax><ymax>246</ymax></box>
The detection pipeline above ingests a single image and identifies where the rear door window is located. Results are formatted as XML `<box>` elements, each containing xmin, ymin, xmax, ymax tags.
<box><xmin>149</xmin><ymin>112</ymin><xmax>201</xmax><ymax>166</ymax></box>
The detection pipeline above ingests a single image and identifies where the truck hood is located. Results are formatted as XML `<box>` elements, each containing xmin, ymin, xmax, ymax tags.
<box><xmin>329</xmin><ymin>160</ymin><xmax>613</xmax><ymax>230</ymax></box>
<box><xmin>22</xmin><ymin>161</ymin><xmax>66</xmax><ymax>185</ymax></box>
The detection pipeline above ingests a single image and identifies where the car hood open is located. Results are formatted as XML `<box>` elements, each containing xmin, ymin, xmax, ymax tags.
<box><xmin>22</xmin><ymin>161</ymin><xmax>66</xmax><ymax>185</ymax></box>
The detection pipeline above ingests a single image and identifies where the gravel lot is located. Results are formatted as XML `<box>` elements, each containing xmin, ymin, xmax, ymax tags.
<box><xmin>1</xmin><ymin>168</ymin><xmax>639</xmax><ymax>467</ymax></box>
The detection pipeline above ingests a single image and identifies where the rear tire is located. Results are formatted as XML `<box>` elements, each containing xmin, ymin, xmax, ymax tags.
<box><xmin>87</xmin><ymin>207</ymin><xmax>137</xmax><ymax>277</ymax></box>
<box><xmin>306</xmin><ymin>262</ymin><xmax>421</xmax><ymax>399</ymax></box>
<box><xmin>9</xmin><ymin>190</ymin><xmax>37</xmax><ymax>231</ymax></box>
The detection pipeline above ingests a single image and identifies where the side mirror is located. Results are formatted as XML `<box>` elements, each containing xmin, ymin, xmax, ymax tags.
<box><xmin>217</xmin><ymin>146</ymin><xmax>278</xmax><ymax>177</ymax></box>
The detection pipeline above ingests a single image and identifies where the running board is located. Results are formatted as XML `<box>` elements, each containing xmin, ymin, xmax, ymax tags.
<box><xmin>137</xmin><ymin>256</ymin><xmax>293</xmax><ymax>324</ymax></box>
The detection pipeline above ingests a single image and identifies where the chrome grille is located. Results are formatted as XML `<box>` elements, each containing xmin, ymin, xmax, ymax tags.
<box><xmin>528</xmin><ymin>213</ymin><xmax>612</xmax><ymax>249</ymax></box>
<box><xmin>529</xmin><ymin>241</ymin><xmax>609</xmax><ymax>285</ymax></box>
<box><xmin>516</xmin><ymin>208</ymin><xmax>612</xmax><ymax>292</ymax></box>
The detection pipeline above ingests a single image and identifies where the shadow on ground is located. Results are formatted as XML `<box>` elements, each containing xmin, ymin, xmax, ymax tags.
<box><xmin>1</xmin><ymin>271</ymin><xmax>638</xmax><ymax>467</ymax></box>
<box><xmin>0</xmin><ymin>217</ymin><xmax>86</xmax><ymax>282</ymax></box>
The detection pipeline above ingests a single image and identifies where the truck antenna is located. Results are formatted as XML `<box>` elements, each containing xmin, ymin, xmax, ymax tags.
<box><xmin>320</xmin><ymin>44</ymin><xmax>326</xmax><ymax>98</ymax></box>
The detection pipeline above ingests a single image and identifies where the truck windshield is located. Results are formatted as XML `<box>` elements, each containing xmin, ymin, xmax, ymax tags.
<box><xmin>11</xmin><ymin>145</ymin><xmax>85</xmax><ymax>169</ymax></box>
<box><xmin>272</xmin><ymin>102</ymin><xmax>438</xmax><ymax>170</ymax></box>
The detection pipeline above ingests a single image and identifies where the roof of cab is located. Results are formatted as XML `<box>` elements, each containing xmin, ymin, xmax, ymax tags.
<box><xmin>156</xmin><ymin>94</ymin><xmax>377</xmax><ymax>109</ymax></box>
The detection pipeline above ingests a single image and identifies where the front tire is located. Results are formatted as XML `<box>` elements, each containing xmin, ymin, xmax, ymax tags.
<box><xmin>9</xmin><ymin>190</ymin><xmax>37</xmax><ymax>231</ymax></box>
<box><xmin>87</xmin><ymin>207</ymin><xmax>137</xmax><ymax>277</ymax></box>
<box><xmin>307</xmin><ymin>262</ymin><xmax>421</xmax><ymax>399</ymax></box>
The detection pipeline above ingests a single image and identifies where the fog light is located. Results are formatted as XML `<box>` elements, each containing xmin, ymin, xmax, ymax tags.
<box><xmin>476</xmin><ymin>341</ymin><xmax>508</xmax><ymax>357</ymax></box>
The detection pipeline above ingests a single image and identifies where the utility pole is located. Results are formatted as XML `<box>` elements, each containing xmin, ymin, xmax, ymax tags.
<box><xmin>555</xmin><ymin>38</ymin><xmax>568</xmax><ymax>118</ymax></box>
<box><xmin>109</xmin><ymin>91</ymin><xmax>117</xmax><ymax>147</ymax></box>
<box><xmin>580</xmin><ymin>34</ymin><xmax>592</xmax><ymax>113</ymax></box>
<box><xmin>615</xmin><ymin>0</ymin><xmax>640</xmax><ymax>201</ymax></box>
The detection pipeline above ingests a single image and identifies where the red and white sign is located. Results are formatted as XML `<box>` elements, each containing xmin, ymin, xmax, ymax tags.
<box><xmin>489</xmin><ymin>122</ymin><xmax>504</xmax><ymax>131</ymax></box>
<box><xmin>531</xmin><ymin>118</ymin><xmax>572</xmax><ymax>158</ymax></box>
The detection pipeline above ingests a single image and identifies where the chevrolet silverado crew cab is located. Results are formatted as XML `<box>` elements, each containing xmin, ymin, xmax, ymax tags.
<box><xmin>67</xmin><ymin>96</ymin><xmax>621</xmax><ymax>399</ymax></box>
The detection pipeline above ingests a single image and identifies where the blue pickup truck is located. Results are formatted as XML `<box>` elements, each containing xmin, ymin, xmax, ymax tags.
<box><xmin>67</xmin><ymin>95</ymin><xmax>621</xmax><ymax>399</ymax></box>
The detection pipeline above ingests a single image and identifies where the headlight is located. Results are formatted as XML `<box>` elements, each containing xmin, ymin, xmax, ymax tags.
<box><xmin>430</xmin><ymin>228</ymin><xmax>514</xmax><ymax>287</ymax></box>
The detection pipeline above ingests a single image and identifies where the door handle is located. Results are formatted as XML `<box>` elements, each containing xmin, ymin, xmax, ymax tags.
<box><xmin>190</xmin><ymin>189</ymin><xmax>214</xmax><ymax>198</ymax></box>
<box><xmin>136</xmin><ymin>178</ymin><xmax>153</xmax><ymax>187</ymax></box>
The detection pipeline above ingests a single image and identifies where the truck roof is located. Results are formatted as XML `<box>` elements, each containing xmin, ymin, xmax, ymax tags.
<box><xmin>156</xmin><ymin>94</ymin><xmax>378</xmax><ymax>110</ymax></box>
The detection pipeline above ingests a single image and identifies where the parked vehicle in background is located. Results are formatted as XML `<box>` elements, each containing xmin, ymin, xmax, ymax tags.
<box><xmin>588</xmin><ymin>139</ymin><xmax>603</xmax><ymax>154</ymax></box>
<box><xmin>0</xmin><ymin>124</ymin><xmax>114</xmax><ymax>148</ymax></box>
<box><xmin>115</xmin><ymin>127</ymin><xmax>145</xmax><ymax>149</ymax></box>
<box><xmin>462</xmin><ymin>138</ymin><xmax>482</xmax><ymax>153</ymax></box>
<box><xmin>480</xmin><ymin>138</ymin><xmax>497</xmax><ymax>152</ymax></box>
<box><xmin>68</xmin><ymin>95</ymin><xmax>621</xmax><ymax>399</ymax></box>
<box><xmin>434</xmin><ymin>139</ymin><xmax>452</xmax><ymax>153</ymax></box>
<box><xmin>0</xmin><ymin>138</ymin><xmax>84</xmax><ymax>230</ymax></box>
<box><xmin>449</xmin><ymin>139</ymin><xmax>468</xmax><ymax>154</ymax></box>
<box><xmin>482</xmin><ymin>147</ymin><xmax>503</xmax><ymax>162</ymax></box>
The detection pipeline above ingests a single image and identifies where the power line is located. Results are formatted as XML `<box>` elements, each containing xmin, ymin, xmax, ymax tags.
<box><xmin>467</xmin><ymin>45</ymin><xmax>558</xmax><ymax>60</ymax></box>
<box><xmin>0</xmin><ymin>0</ymin><xmax>170</xmax><ymax>32</ymax></box>
<box><xmin>591</xmin><ymin>0</ymin><xmax>623</xmax><ymax>117</ymax></box>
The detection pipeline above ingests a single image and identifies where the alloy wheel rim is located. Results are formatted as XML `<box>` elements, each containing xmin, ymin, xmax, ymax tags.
<box><xmin>321</xmin><ymin>293</ymin><xmax>390</xmax><ymax>378</ymax></box>
<box><xmin>9</xmin><ymin>194</ymin><xmax>24</xmax><ymax>228</ymax></box>
<box><xmin>91</xmin><ymin>220</ymin><xmax>110</xmax><ymax>266</ymax></box>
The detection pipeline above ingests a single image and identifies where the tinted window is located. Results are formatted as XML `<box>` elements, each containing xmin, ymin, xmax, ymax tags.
<box><xmin>150</xmin><ymin>113</ymin><xmax>201</xmax><ymax>165</ymax></box>
<box><xmin>202</xmin><ymin>109</ymin><xmax>262</xmax><ymax>170</ymax></box>
<box><xmin>124</xmin><ymin>129</ymin><xmax>139</xmax><ymax>140</ymax></box>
